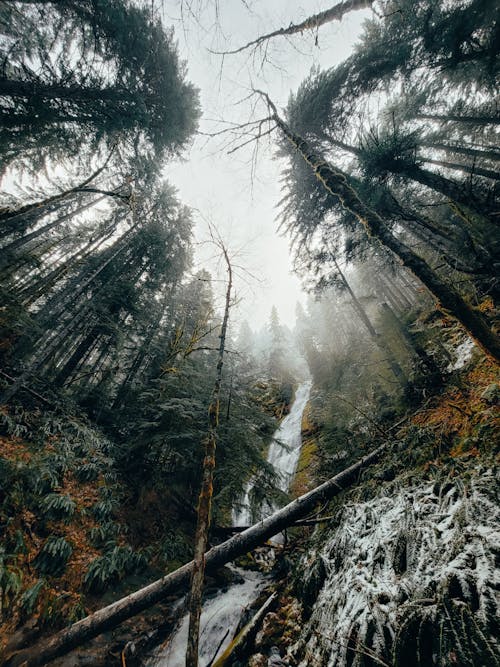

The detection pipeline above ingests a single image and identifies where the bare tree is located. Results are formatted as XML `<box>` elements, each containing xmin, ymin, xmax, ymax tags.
<box><xmin>186</xmin><ymin>229</ymin><xmax>233</xmax><ymax>667</ymax></box>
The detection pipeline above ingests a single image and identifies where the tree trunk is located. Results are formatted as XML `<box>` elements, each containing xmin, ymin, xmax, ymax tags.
<box><xmin>332</xmin><ymin>258</ymin><xmax>407</xmax><ymax>386</ymax></box>
<box><xmin>5</xmin><ymin>443</ymin><xmax>387</xmax><ymax>667</ymax></box>
<box><xmin>421</xmin><ymin>141</ymin><xmax>500</xmax><ymax>164</ymax></box>
<box><xmin>423</xmin><ymin>157</ymin><xmax>500</xmax><ymax>182</ymax></box>
<box><xmin>211</xmin><ymin>592</ymin><xmax>278</xmax><ymax>667</ymax></box>
<box><xmin>0</xmin><ymin>148</ymin><xmax>115</xmax><ymax>224</ymax></box>
<box><xmin>392</xmin><ymin>162</ymin><xmax>494</xmax><ymax>224</ymax></box>
<box><xmin>186</xmin><ymin>242</ymin><xmax>233</xmax><ymax>667</ymax></box>
<box><xmin>0</xmin><ymin>196</ymin><xmax>103</xmax><ymax>262</ymax></box>
<box><xmin>53</xmin><ymin>327</ymin><xmax>100</xmax><ymax>387</ymax></box>
<box><xmin>0</xmin><ymin>225</ymin><xmax>135</xmax><ymax>405</ymax></box>
<box><xmin>19</xmin><ymin>219</ymin><xmax>118</xmax><ymax>306</ymax></box>
<box><xmin>379</xmin><ymin>302</ymin><xmax>442</xmax><ymax>379</ymax></box>
<box><xmin>212</xmin><ymin>0</ymin><xmax>373</xmax><ymax>54</ymax></box>
<box><xmin>261</xmin><ymin>94</ymin><xmax>500</xmax><ymax>363</ymax></box>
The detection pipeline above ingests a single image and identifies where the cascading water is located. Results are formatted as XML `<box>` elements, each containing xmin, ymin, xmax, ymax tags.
<box><xmin>233</xmin><ymin>380</ymin><xmax>312</xmax><ymax>528</ymax></box>
<box><xmin>148</xmin><ymin>380</ymin><xmax>311</xmax><ymax>667</ymax></box>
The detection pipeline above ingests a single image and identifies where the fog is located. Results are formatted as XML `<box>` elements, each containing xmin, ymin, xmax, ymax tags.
<box><xmin>160</xmin><ymin>0</ymin><xmax>371</xmax><ymax>327</ymax></box>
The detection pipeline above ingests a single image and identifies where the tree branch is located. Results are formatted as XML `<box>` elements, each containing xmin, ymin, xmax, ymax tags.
<box><xmin>209</xmin><ymin>0</ymin><xmax>373</xmax><ymax>55</ymax></box>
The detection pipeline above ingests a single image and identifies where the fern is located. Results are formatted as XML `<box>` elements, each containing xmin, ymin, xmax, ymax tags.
<box><xmin>84</xmin><ymin>546</ymin><xmax>147</xmax><ymax>592</ymax></box>
<box><xmin>20</xmin><ymin>579</ymin><xmax>46</xmax><ymax>616</ymax></box>
<box><xmin>41</xmin><ymin>494</ymin><xmax>76</xmax><ymax>521</ymax></box>
<box><xmin>91</xmin><ymin>498</ymin><xmax>116</xmax><ymax>521</ymax></box>
<box><xmin>34</xmin><ymin>465</ymin><xmax>61</xmax><ymax>494</ymax></box>
<box><xmin>161</xmin><ymin>530</ymin><xmax>190</xmax><ymax>562</ymax></box>
<box><xmin>0</xmin><ymin>549</ymin><xmax>22</xmax><ymax>615</ymax></box>
<box><xmin>0</xmin><ymin>410</ymin><xmax>28</xmax><ymax>439</ymax></box>
<box><xmin>35</xmin><ymin>537</ymin><xmax>72</xmax><ymax>575</ymax></box>
<box><xmin>88</xmin><ymin>522</ymin><xmax>120</xmax><ymax>546</ymax></box>
<box><xmin>75</xmin><ymin>461</ymin><xmax>100</xmax><ymax>482</ymax></box>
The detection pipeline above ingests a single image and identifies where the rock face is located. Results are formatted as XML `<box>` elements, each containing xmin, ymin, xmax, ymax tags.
<box><xmin>291</xmin><ymin>467</ymin><xmax>499</xmax><ymax>666</ymax></box>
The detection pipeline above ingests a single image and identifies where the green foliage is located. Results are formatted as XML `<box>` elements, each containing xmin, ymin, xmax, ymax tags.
<box><xmin>83</xmin><ymin>546</ymin><xmax>147</xmax><ymax>593</ymax></box>
<box><xmin>88</xmin><ymin>522</ymin><xmax>121</xmax><ymax>548</ymax></box>
<box><xmin>20</xmin><ymin>579</ymin><xmax>46</xmax><ymax>616</ymax></box>
<box><xmin>34</xmin><ymin>537</ymin><xmax>73</xmax><ymax>576</ymax></box>
<box><xmin>0</xmin><ymin>548</ymin><xmax>22</xmax><ymax>614</ymax></box>
<box><xmin>160</xmin><ymin>530</ymin><xmax>191</xmax><ymax>563</ymax></box>
<box><xmin>91</xmin><ymin>498</ymin><xmax>118</xmax><ymax>522</ymax></box>
<box><xmin>0</xmin><ymin>0</ymin><xmax>200</xmax><ymax>168</ymax></box>
<box><xmin>41</xmin><ymin>494</ymin><xmax>76</xmax><ymax>522</ymax></box>
<box><xmin>75</xmin><ymin>461</ymin><xmax>100</xmax><ymax>482</ymax></box>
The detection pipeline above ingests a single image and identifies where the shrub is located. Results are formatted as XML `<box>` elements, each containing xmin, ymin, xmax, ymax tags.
<box><xmin>20</xmin><ymin>579</ymin><xmax>46</xmax><ymax>616</ymax></box>
<box><xmin>34</xmin><ymin>537</ymin><xmax>72</xmax><ymax>576</ymax></box>
<box><xmin>41</xmin><ymin>494</ymin><xmax>76</xmax><ymax>522</ymax></box>
<box><xmin>84</xmin><ymin>546</ymin><xmax>147</xmax><ymax>593</ymax></box>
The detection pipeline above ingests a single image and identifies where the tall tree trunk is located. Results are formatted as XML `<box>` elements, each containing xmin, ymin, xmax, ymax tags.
<box><xmin>0</xmin><ymin>225</ymin><xmax>136</xmax><ymax>404</ymax></box>
<box><xmin>186</xmin><ymin>242</ymin><xmax>233</xmax><ymax>667</ymax></box>
<box><xmin>111</xmin><ymin>296</ymin><xmax>169</xmax><ymax>410</ymax></box>
<box><xmin>379</xmin><ymin>301</ymin><xmax>442</xmax><ymax>379</ymax></box>
<box><xmin>391</xmin><ymin>162</ymin><xmax>494</xmax><ymax>224</ymax></box>
<box><xmin>5</xmin><ymin>443</ymin><xmax>387</xmax><ymax>667</ymax></box>
<box><xmin>423</xmin><ymin>157</ymin><xmax>500</xmax><ymax>182</ymax></box>
<box><xmin>53</xmin><ymin>327</ymin><xmax>100</xmax><ymax>387</ymax></box>
<box><xmin>0</xmin><ymin>148</ymin><xmax>115</xmax><ymax>224</ymax></box>
<box><xmin>332</xmin><ymin>257</ymin><xmax>407</xmax><ymax>386</ymax></box>
<box><xmin>19</xmin><ymin>219</ymin><xmax>118</xmax><ymax>305</ymax></box>
<box><xmin>261</xmin><ymin>93</ymin><xmax>500</xmax><ymax>363</ymax></box>
<box><xmin>0</xmin><ymin>196</ymin><xmax>104</xmax><ymax>263</ymax></box>
<box><xmin>421</xmin><ymin>140</ymin><xmax>500</xmax><ymax>164</ymax></box>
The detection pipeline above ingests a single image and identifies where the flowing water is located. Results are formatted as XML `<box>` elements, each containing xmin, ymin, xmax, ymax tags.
<box><xmin>148</xmin><ymin>380</ymin><xmax>311</xmax><ymax>667</ymax></box>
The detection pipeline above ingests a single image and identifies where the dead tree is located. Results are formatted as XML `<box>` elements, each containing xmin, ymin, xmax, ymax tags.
<box><xmin>211</xmin><ymin>0</ymin><xmax>373</xmax><ymax>55</ymax></box>
<box><xmin>186</xmin><ymin>234</ymin><xmax>233</xmax><ymax>667</ymax></box>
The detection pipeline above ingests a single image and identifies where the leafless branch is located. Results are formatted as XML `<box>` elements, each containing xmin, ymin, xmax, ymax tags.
<box><xmin>208</xmin><ymin>0</ymin><xmax>374</xmax><ymax>56</ymax></box>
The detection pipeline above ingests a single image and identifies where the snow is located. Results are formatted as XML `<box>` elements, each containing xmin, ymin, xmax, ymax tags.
<box><xmin>447</xmin><ymin>337</ymin><xmax>475</xmax><ymax>371</ymax></box>
<box><xmin>292</xmin><ymin>468</ymin><xmax>500</xmax><ymax>667</ymax></box>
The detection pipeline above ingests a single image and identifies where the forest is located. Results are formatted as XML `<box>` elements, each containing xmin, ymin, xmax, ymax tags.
<box><xmin>0</xmin><ymin>1</ymin><xmax>498</xmax><ymax>666</ymax></box>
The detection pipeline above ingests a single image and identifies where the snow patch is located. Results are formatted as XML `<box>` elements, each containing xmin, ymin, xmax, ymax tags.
<box><xmin>292</xmin><ymin>469</ymin><xmax>500</xmax><ymax>666</ymax></box>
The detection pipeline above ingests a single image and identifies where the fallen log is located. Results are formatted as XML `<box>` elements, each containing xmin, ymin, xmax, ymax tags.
<box><xmin>5</xmin><ymin>442</ymin><xmax>387</xmax><ymax>667</ymax></box>
<box><xmin>214</xmin><ymin>514</ymin><xmax>337</xmax><ymax>534</ymax></box>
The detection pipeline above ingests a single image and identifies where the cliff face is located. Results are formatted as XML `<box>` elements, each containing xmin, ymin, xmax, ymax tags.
<box><xmin>292</xmin><ymin>466</ymin><xmax>499</xmax><ymax>666</ymax></box>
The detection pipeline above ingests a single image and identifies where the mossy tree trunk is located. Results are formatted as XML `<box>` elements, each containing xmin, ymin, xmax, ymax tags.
<box><xmin>261</xmin><ymin>95</ymin><xmax>500</xmax><ymax>364</ymax></box>
<box><xmin>185</xmin><ymin>241</ymin><xmax>233</xmax><ymax>667</ymax></box>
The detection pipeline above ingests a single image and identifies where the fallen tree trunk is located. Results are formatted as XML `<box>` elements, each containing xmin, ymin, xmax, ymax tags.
<box><xmin>215</xmin><ymin>514</ymin><xmax>337</xmax><ymax>534</ymax></box>
<box><xmin>5</xmin><ymin>443</ymin><xmax>388</xmax><ymax>667</ymax></box>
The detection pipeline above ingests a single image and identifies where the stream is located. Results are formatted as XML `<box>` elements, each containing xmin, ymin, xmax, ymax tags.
<box><xmin>148</xmin><ymin>380</ymin><xmax>311</xmax><ymax>667</ymax></box>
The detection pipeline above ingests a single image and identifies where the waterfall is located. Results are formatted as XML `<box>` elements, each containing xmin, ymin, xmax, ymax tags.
<box><xmin>148</xmin><ymin>380</ymin><xmax>311</xmax><ymax>666</ymax></box>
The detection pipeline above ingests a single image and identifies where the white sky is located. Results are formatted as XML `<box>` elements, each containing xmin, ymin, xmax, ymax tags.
<box><xmin>160</xmin><ymin>1</ymin><xmax>371</xmax><ymax>329</ymax></box>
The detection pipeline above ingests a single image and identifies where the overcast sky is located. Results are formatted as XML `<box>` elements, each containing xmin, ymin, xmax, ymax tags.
<box><xmin>159</xmin><ymin>1</ymin><xmax>371</xmax><ymax>330</ymax></box>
